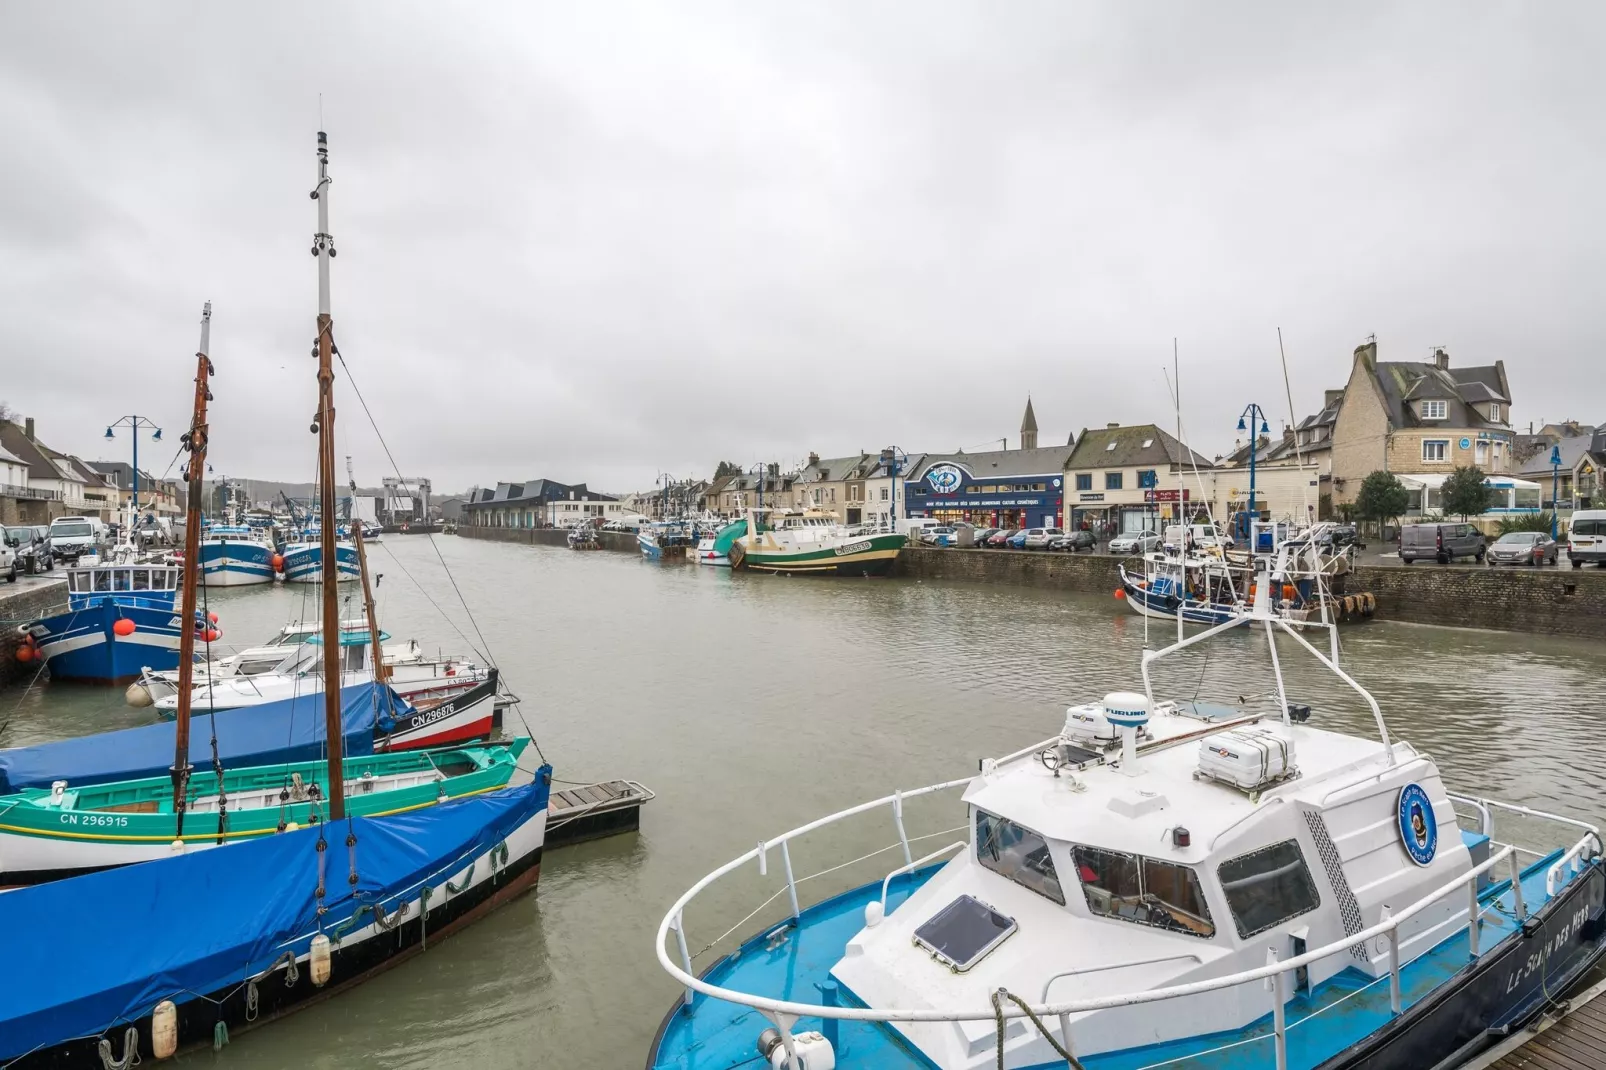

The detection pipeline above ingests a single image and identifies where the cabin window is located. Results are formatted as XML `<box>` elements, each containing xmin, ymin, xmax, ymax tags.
<box><xmin>1071</xmin><ymin>845</ymin><xmax>1216</xmax><ymax>938</ymax></box>
<box><xmin>94</xmin><ymin>571</ymin><xmax>112</xmax><ymax>592</ymax></box>
<box><xmin>975</xmin><ymin>810</ymin><xmax>1065</xmax><ymax>905</ymax></box>
<box><xmin>113</xmin><ymin>570</ymin><xmax>131</xmax><ymax>591</ymax></box>
<box><xmin>132</xmin><ymin>569</ymin><xmax>150</xmax><ymax>590</ymax></box>
<box><xmin>1218</xmin><ymin>841</ymin><xmax>1320</xmax><ymax>938</ymax></box>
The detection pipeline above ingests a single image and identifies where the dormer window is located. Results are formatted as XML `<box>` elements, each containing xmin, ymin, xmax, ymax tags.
<box><xmin>1422</xmin><ymin>400</ymin><xmax>1448</xmax><ymax>421</ymax></box>
<box><xmin>1489</xmin><ymin>403</ymin><xmax>1502</xmax><ymax>423</ymax></box>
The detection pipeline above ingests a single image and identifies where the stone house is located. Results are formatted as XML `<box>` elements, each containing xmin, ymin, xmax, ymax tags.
<box><xmin>1329</xmin><ymin>340</ymin><xmax>1515</xmax><ymax>506</ymax></box>
<box><xmin>0</xmin><ymin>418</ymin><xmax>90</xmax><ymax>524</ymax></box>
<box><xmin>794</xmin><ymin>452</ymin><xmax>878</xmax><ymax>524</ymax></box>
<box><xmin>86</xmin><ymin>461</ymin><xmax>183</xmax><ymax>519</ymax></box>
<box><xmin>1062</xmin><ymin>423</ymin><xmax>1216</xmax><ymax>533</ymax></box>
<box><xmin>710</xmin><ymin>466</ymin><xmax>798</xmax><ymax>517</ymax></box>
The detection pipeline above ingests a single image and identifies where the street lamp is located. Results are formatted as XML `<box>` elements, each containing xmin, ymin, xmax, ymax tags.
<box><xmin>880</xmin><ymin>447</ymin><xmax>907</xmax><ymax>533</ymax></box>
<box><xmin>1550</xmin><ymin>445</ymin><xmax>1562</xmax><ymax>540</ymax></box>
<box><xmin>1236</xmin><ymin>404</ymin><xmax>1271</xmax><ymax>535</ymax></box>
<box><xmin>104</xmin><ymin>416</ymin><xmax>163</xmax><ymax>517</ymax></box>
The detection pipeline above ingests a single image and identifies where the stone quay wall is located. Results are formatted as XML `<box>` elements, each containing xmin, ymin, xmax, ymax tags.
<box><xmin>0</xmin><ymin>579</ymin><xmax>69</xmax><ymax>690</ymax></box>
<box><xmin>895</xmin><ymin>547</ymin><xmax>1606</xmax><ymax>639</ymax></box>
<box><xmin>456</xmin><ymin>527</ymin><xmax>1606</xmax><ymax>638</ymax></box>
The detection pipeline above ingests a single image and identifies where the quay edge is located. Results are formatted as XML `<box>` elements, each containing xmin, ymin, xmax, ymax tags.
<box><xmin>453</xmin><ymin>526</ymin><xmax>1606</xmax><ymax>640</ymax></box>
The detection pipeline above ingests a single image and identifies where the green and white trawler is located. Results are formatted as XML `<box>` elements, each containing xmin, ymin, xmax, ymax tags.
<box><xmin>649</xmin><ymin>540</ymin><xmax>1606</xmax><ymax>1070</ymax></box>
<box><xmin>728</xmin><ymin>507</ymin><xmax>906</xmax><ymax>576</ymax></box>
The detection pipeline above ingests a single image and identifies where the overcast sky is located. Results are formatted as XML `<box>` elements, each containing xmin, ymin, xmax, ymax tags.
<box><xmin>2</xmin><ymin>3</ymin><xmax>1601</xmax><ymax>494</ymax></box>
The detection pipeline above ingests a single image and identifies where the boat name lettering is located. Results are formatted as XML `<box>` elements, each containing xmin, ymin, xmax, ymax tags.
<box><xmin>406</xmin><ymin>702</ymin><xmax>460</xmax><ymax>729</ymax></box>
<box><xmin>1503</xmin><ymin>902</ymin><xmax>1590</xmax><ymax>993</ymax></box>
<box><xmin>834</xmin><ymin>540</ymin><xmax>873</xmax><ymax>557</ymax></box>
<box><xmin>60</xmin><ymin>813</ymin><xmax>130</xmax><ymax>828</ymax></box>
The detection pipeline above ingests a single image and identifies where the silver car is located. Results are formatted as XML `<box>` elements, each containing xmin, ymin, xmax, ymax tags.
<box><xmin>1109</xmin><ymin>530</ymin><xmax>1160</xmax><ymax>554</ymax></box>
<box><xmin>1486</xmin><ymin>531</ymin><xmax>1558</xmax><ymax>567</ymax></box>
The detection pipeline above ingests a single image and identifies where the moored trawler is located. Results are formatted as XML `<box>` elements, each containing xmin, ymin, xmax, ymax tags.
<box><xmin>728</xmin><ymin>507</ymin><xmax>906</xmax><ymax>576</ymax></box>
<box><xmin>648</xmin><ymin>555</ymin><xmax>1606</xmax><ymax>1069</ymax></box>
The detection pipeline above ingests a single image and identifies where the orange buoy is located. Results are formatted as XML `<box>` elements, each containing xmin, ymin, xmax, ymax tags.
<box><xmin>203</xmin><ymin>628</ymin><xmax>221</xmax><ymax>643</ymax></box>
<box><xmin>271</xmin><ymin>554</ymin><xmax>285</xmax><ymax>572</ymax></box>
<box><xmin>1114</xmin><ymin>589</ymin><xmax>1127</xmax><ymax>599</ymax></box>
<box><xmin>15</xmin><ymin>643</ymin><xmax>34</xmax><ymax>663</ymax></box>
<box><xmin>1282</xmin><ymin>584</ymin><xmax>1297</xmax><ymax>600</ymax></box>
<box><xmin>207</xmin><ymin>611</ymin><xmax>219</xmax><ymax>624</ymax></box>
<box><xmin>1248</xmin><ymin>583</ymin><xmax>1258</xmax><ymax>598</ymax></box>
<box><xmin>113</xmin><ymin>618</ymin><xmax>137</xmax><ymax>637</ymax></box>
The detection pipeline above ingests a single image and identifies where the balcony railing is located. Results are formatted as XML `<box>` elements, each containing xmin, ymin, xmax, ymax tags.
<box><xmin>0</xmin><ymin>483</ymin><xmax>61</xmax><ymax>501</ymax></box>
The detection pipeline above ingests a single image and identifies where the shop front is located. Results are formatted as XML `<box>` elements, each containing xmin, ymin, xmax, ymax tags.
<box><xmin>903</xmin><ymin>457</ymin><xmax>1066</xmax><ymax>530</ymax></box>
<box><xmin>1067</xmin><ymin>488</ymin><xmax>1192</xmax><ymax>535</ymax></box>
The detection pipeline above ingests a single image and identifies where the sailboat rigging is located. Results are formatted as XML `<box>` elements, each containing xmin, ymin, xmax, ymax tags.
<box><xmin>171</xmin><ymin>302</ymin><xmax>214</xmax><ymax>841</ymax></box>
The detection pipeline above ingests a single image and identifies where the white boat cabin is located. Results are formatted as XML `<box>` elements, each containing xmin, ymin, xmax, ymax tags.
<box><xmin>67</xmin><ymin>565</ymin><xmax>182</xmax><ymax>597</ymax></box>
<box><xmin>832</xmin><ymin>694</ymin><xmax>1473</xmax><ymax>1066</ymax></box>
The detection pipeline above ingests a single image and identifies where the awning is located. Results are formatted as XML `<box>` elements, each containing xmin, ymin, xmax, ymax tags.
<box><xmin>1395</xmin><ymin>474</ymin><xmax>1540</xmax><ymax>491</ymax></box>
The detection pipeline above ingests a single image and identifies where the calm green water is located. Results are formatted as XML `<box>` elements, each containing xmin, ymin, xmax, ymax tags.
<box><xmin>6</xmin><ymin>536</ymin><xmax>1604</xmax><ymax>1068</ymax></box>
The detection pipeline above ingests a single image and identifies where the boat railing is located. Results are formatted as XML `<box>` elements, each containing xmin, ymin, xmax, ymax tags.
<box><xmin>657</xmin><ymin>776</ymin><xmax>1601</xmax><ymax>1069</ymax></box>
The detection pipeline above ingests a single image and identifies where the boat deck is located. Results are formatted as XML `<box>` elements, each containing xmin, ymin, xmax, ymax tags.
<box><xmin>545</xmin><ymin>779</ymin><xmax>654</xmax><ymax>848</ymax></box>
<box><xmin>1465</xmin><ymin>974</ymin><xmax>1606</xmax><ymax>1070</ymax></box>
<box><xmin>652</xmin><ymin>851</ymin><xmax>1575</xmax><ymax>1070</ymax></box>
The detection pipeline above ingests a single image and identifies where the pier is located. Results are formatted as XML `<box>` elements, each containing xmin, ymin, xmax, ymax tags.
<box><xmin>545</xmin><ymin>779</ymin><xmax>655</xmax><ymax>849</ymax></box>
<box><xmin>1464</xmin><ymin>975</ymin><xmax>1606</xmax><ymax>1069</ymax></box>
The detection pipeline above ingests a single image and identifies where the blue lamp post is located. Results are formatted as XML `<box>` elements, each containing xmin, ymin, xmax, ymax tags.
<box><xmin>1551</xmin><ymin>445</ymin><xmax>1562</xmax><ymax>540</ymax></box>
<box><xmin>1236</xmin><ymin>404</ymin><xmax>1271</xmax><ymax>534</ymax></box>
<box><xmin>880</xmin><ymin>447</ymin><xmax>906</xmax><ymax>532</ymax></box>
<box><xmin>104</xmin><ymin>416</ymin><xmax>163</xmax><ymax>518</ymax></box>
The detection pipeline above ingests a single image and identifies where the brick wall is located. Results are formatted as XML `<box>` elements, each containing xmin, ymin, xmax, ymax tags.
<box><xmin>0</xmin><ymin>579</ymin><xmax>69</xmax><ymax>690</ymax></box>
<box><xmin>895</xmin><ymin>547</ymin><xmax>1606</xmax><ymax>639</ymax></box>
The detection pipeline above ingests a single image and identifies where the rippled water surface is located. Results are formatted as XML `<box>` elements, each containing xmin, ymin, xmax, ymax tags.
<box><xmin>8</xmin><ymin>536</ymin><xmax>1604</xmax><ymax>1068</ymax></box>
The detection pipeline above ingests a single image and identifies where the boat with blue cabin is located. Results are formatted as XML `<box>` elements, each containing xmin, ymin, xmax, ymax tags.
<box><xmin>280</xmin><ymin>523</ymin><xmax>359</xmax><ymax>582</ymax></box>
<box><xmin>197</xmin><ymin>521</ymin><xmax>278</xmax><ymax>585</ymax></box>
<box><xmin>649</xmin><ymin>538</ymin><xmax>1606</xmax><ymax>1070</ymax></box>
<box><xmin>23</xmin><ymin>553</ymin><xmax>212</xmax><ymax>684</ymax></box>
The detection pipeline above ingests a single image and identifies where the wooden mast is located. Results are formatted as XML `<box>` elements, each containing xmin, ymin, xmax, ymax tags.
<box><xmin>172</xmin><ymin>301</ymin><xmax>214</xmax><ymax>840</ymax></box>
<box><xmin>348</xmin><ymin>464</ymin><xmax>387</xmax><ymax>684</ymax></box>
<box><xmin>313</xmin><ymin>130</ymin><xmax>345</xmax><ymax>821</ymax></box>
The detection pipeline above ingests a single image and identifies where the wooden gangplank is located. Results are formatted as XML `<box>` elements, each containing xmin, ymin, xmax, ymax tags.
<box><xmin>1463</xmin><ymin>976</ymin><xmax>1606</xmax><ymax>1070</ymax></box>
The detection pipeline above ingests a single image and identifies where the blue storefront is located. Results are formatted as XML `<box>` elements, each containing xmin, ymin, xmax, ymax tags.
<box><xmin>902</xmin><ymin>452</ymin><xmax>1068</xmax><ymax>530</ymax></box>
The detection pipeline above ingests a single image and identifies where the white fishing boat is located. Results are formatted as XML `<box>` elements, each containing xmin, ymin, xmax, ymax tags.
<box><xmin>728</xmin><ymin>507</ymin><xmax>906</xmax><ymax>576</ymax></box>
<box><xmin>280</xmin><ymin>523</ymin><xmax>359</xmax><ymax>582</ymax></box>
<box><xmin>648</xmin><ymin>538</ymin><xmax>1606</xmax><ymax>1070</ymax></box>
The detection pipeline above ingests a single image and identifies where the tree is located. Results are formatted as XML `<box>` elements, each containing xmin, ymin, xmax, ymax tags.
<box><xmin>1440</xmin><ymin>465</ymin><xmax>1494</xmax><ymax>520</ymax></box>
<box><xmin>713</xmin><ymin>461</ymin><xmax>742</xmax><ymax>480</ymax></box>
<box><xmin>0</xmin><ymin>400</ymin><xmax>14</xmax><ymax>424</ymax></box>
<box><xmin>1354</xmin><ymin>470</ymin><xmax>1409</xmax><ymax>534</ymax></box>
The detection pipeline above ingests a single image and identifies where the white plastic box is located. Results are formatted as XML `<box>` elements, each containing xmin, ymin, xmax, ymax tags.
<box><xmin>1198</xmin><ymin>726</ymin><xmax>1297</xmax><ymax>790</ymax></box>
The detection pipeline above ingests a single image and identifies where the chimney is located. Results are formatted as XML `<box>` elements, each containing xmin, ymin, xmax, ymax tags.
<box><xmin>807</xmin><ymin>451</ymin><xmax>820</xmax><ymax>467</ymax></box>
<box><xmin>1354</xmin><ymin>339</ymin><xmax>1377</xmax><ymax>370</ymax></box>
<box><xmin>1433</xmin><ymin>348</ymin><xmax>1450</xmax><ymax>371</ymax></box>
<box><xmin>1283</xmin><ymin>427</ymin><xmax>1295</xmax><ymax>445</ymax></box>
<box><xmin>24</xmin><ymin>417</ymin><xmax>35</xmax><ymax>441</ymax></box>
<box><xmin>1323</xmin><ymin>388</ymin><xmax>1344</xmax><ymax>409</ymax></box>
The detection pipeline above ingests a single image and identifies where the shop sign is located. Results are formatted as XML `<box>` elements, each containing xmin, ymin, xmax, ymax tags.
<box><xmin>1144</xmin><ymin>489</ymin><xmax>1191</xmax><ymax>502</ymax></box>
<box><xmin>930</xmin><ymin>497</ymin><xmax>1043</xmax><ymax>508</ymax></box>
<box><xmin>1078</xmin><ymin>493</ymin><xmax>1105</xmax><ymax>502</ymax></box>
<box><xmin>925</xmin><ymin>464</ymin><xmax>967</xmax><ymax>495</ymax></box>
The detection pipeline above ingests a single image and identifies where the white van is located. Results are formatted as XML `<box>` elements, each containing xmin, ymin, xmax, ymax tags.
<box><xmin>1163</xmin><ymin>522</ymin><xmax>1236</xmax><ymax>554</ymax></box>
<box><xmin>48</xmin><ymin>516</ymin><xmax>105</xmax><ymax>563</ymax></box>
<box><xmin>1568</xmin><ymin>509</ymin><xmax>1606</xmax><ymax>568</ymax></box>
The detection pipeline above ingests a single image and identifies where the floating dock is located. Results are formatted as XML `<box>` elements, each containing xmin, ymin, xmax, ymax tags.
<box><xmin>1462</xmin><ymin>974</ymin><xmax>1606</xmax><ymax>1069</ymax></box>
<box><xmin>546</xmin><ymin>779</ymin><xmax>655</xmax><ymax>848</ymax></box>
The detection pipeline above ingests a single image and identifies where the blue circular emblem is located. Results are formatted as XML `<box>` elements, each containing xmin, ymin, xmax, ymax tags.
<box><xmin>1459</xmin><ymin>437</ymin><xmax>1471</xmax><ymax>450</ymax></box>
<box><xmin>1052</xmin><ymin>478</ymin><xmax>1062</xmax><ymax>488</ymax></box>
<box><xmin>1397</xmin><ymin>784</ymin><xmax>1437</xmax><ymax>867</ymax></box>
<box><xmin>927</xmin><ymin>464</ymin><xmax>965</xmax><ymax>495</ymax></box>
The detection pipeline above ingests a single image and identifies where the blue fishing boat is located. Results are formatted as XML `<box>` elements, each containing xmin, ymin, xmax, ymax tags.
<box><xmin>280</xmin><ymin>524</ymin><xmax>359</xmax><ymax>583</ymax></box>
<box><xmin>1117</xmin><ymin>561</ymin><xmax>1245</xmax><ymax>626</ymax></box>
<box><xmin>197</xmin><ymin>522</ymin><xmax>278</xmax><ymax>586</ymax></box>
<box><xmin>0</xmin><ymin>781</ymin><xmax>550</xmax><ymax>1067</ymax></box>
<box><xmin>648</xmin><ymin>538</ymin><xmax>1606</xmax><ymax>1070</ymax></box>
<box><xmin>23</xmin><ymin>557</ymin><xmax>212</xmax><ymax>684</ymax></box>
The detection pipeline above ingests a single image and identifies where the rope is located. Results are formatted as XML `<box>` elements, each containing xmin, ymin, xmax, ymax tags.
<box><xmin>447</xmin><ymin>861</ymin><xmax>475</xmax><ymax>895</ymax></box>
<box><xmin>95</xmin><ymin>1027</ymin><xmax>139</xmax><ymax>1070</ymax></box>
<box><xmin>992</xmin><ymin>988</ymin><xmax>1084</xmax><ymax>1070</ymax></box>
<box><xmin>212</xmin><ymin>1020</ymin><xmax>228</xmax><ymax>1052</ymax></box>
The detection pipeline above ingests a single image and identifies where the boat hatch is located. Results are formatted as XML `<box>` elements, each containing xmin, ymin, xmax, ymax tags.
<box><xmin>912</xmin><ymin>894</ymin><xmax>1018</xmax><ymax>972</ymax></box>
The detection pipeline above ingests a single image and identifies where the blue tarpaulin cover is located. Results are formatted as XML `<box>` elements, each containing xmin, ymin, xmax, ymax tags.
<box><xmin>0</xmin><ymin>778</ymin><xmax>549</xmax><ymax>1061</ymax></box>
<box><xmin>0</xmin><ymin>683</ymin><xmax>401</xmax><ymax>794</ymax></box>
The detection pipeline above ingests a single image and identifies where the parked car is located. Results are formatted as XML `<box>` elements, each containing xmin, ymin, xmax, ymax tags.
<box><xmin>1485</xmin><ymin>530</ymin><xmax>1558</xmax><ymax>567</ymax></box>
<box><xmin>985</xmin><ymin>528</ymin><xmax>1020</xmax><ymax>548</ymax></box>
<box><xmin>1109</xmin><ymin>529</ymin><xmax>1161</xmax><ymax>554</ymax></box>
<box><xmin>1163</xmin><ymin>523</ymin><xmax>1236</xmax><ymax>554</ymax></box>
<box><xmin>6</xmin><ymin>525</ymin><xmax>53</xmax><ymax>574</ymax></box>
<box><xmin>0</xmin><ymin>525</ymin><xmax>18</xmax><ymax>583</ymax></box>
<box><xmin>1569</xmin><ymin>510</ymin><xmax>1606</xmax><ymax>569</ymax></box>
<box><xmin>1022</xmin><ymin>527</ymin><xmax>1063</xmax><ymax>549</ymax></box>
<box><xmin>971</xmin><ymin>527</ymin><xmax>999</xmax><ymax>547</ymax></box>
<box><xmin>1005</xmin><ymin>529</ymin><xmax>1031</xmax><ymax>549</ymax></box>
<box><xmin>48</xmin><ymin>516</ymin><xmax>104</xmax><ymax>563</ymax></box>
<box><xmin>1399</xmin><ymin>522</ymin><xmax>1485</xmax><ymax>565</ymax></box>
<box><xmin>920</xmin><ymin>525</ymin><xmax>957</xmax><ymax>546</ymax></box>
<box><xmin>1050</xmin><ymin>529</ymin><xmax>1098</xmax><ymax>552</ymax></box>
<box><xmin>1317</xmin><ymin>523</ymin><xmax>1362</xmax><ymax>551</ymax></box>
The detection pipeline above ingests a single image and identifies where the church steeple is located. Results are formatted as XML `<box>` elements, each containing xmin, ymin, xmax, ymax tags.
<box><xmin>1019</xmin><ymin>396</ymin><xmax>1038</xmax><ymax>450</ymax></box>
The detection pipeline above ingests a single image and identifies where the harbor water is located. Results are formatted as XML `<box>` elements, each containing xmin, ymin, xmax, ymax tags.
<box><xmin>7</xmin><ymin>536</ymin><xmax>1605</xmax><ymax>1069</ymax></box>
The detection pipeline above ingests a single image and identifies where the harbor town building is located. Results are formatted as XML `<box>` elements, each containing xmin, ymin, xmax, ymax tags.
<box><xmin>1060</xmin><ymin>423</ymin><xmax>1217</xmax><ymax>533</ymax></box>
